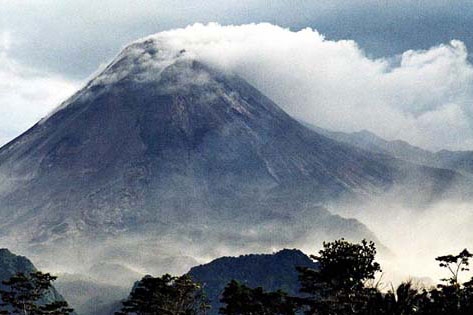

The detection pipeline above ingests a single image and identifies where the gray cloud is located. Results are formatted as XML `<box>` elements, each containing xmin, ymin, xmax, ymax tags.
<box><xmin>0</xmin><ymin>35</ymin><xmax>78</xmax><ymax>146</ymax></box>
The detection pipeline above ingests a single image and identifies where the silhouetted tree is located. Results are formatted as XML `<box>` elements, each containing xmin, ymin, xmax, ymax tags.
<box><xmin>297</xmin><ymin>239</ymin><xmax>381</xmax><ymax>315</ymax></box>
<box><xmin>364</xmin><ymin>281</ymin><xmax>420</xmax><ymax>315</ymax></box>
<box><xmin>0</xmin><ymin>271</ymin><xmax>73</xmax><ymax>315</ymax></box>
<box><xmin>116</xmin><ymin>274</ymin><xmax>209</xmax><ymax>315</ymax></box>
<box><xmin>415</xmin><ymin>249</ymin><xmax>473</xmax><ymax>315</ymax></box>
<box><xmin>219</xmin><ymin>280</ymin><xmax>298</xmax><ymax>315</ymax></box>
<box><xmin>437</xmin><ymin>249</ymin><xmax>473</xmax><ymax>287</ymax></box>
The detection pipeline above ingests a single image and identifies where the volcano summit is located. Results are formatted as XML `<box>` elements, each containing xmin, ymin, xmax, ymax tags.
<box><xmin>0</xmin><ymin>37</ymin><xmax>468</xmax><ymax>249</ymax></box>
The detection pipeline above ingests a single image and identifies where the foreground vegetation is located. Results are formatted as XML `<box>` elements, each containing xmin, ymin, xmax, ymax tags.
<box><xmin>3</xmin><ymin>239</ymin><xmax>473</xmax><ymax>314</ymax></box>
<box><xmin>0</xmin><ymin>271</ymin><xmax>73</xmax><ymax>314</ymax></box>
<box><xmin>116</xmin><ymin>239</ymin><xmax>473</xmax><ymax>315</ymax></box>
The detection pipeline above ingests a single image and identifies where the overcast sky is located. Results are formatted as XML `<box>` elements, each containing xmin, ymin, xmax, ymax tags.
<box><xmin>2</xmin><ymin>0</ymin><xmax>473</xmax><ymax>150</ymax></box>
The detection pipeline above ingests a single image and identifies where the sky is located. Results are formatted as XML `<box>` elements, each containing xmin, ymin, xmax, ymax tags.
<box><xmin>2</xmin><ymin>0</ymin><xmax>473</xmax><ymax>150</ymax></box>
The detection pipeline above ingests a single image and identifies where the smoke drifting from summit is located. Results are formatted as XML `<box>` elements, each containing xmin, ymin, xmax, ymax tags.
<box><xmin>3</xmin><ymin>23</ymin><xmax>473</xmax><ymax>151</ymax></box>
<box><xmin>145</xmin><ymin>23</ymin><xmax>473</xmax><ymax>151</ymax></box>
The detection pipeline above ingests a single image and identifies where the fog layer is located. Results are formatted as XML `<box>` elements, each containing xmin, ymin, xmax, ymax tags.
<box><xmin>333</xmin><ymin>199</ymin><xmax>473</xmax><ymax>285</ymax></box>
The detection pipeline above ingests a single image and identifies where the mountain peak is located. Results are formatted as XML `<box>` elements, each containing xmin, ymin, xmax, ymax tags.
<box><xmin>91</xmin><ymin>40</ymin><xmax>191</xmax><ymax>86</ymax></box>
<box><xmin>0</xmin><ymin>34</ymin><xmax>467</xmax><ymax>245</ymax></box>
<box><xmin>40</xmin><ymin>38</ymin><xmax>196</xmax><ymax>123</ymax></box>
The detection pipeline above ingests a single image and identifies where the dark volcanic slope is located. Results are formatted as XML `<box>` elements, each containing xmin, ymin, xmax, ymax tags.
<box><xmin>0</xmin><ymin>38</ymin><xmax>468</xmax><ymax>242</ymax></box>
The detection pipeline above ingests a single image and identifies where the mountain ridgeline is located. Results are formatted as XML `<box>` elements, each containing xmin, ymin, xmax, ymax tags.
<box><xmin>306</xmin><ymin>123</ymin><xmax>473</xmax><ymax>177</ymax></box>
<box><xmin>188</xmin><ymin>249</ymin><xmax>317</xmax><ymax>313</ymax></box>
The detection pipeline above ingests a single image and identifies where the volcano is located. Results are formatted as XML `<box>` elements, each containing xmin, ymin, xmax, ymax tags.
<box><xmin>0</xmin><ymin>38</ymin><xmax>468</xmax><ymax>245</ymax></box>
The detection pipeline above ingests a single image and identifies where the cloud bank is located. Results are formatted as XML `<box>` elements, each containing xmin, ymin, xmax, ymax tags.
<box><xmin>0</xmin><ymin>33</ymin><xmax>77</xmax><ymax>146</ymax></box>
<box><xmin>146</xmin><ymin>23</ymin><xmax>473</xmax><ymax>151</ymax></box>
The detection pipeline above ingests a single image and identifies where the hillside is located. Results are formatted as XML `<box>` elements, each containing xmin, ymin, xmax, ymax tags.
<box><xmin>188</xmin><ymin>249</ymin><xmax>316</xmax><ymax>313</ymax></box>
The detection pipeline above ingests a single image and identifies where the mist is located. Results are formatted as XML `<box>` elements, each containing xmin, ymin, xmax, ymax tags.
<box><xmin>0</xmin><ymin>202</ymin><xmax>379</xmax><ymax>287</ymax></box>
<box><xmin>331</xmin><ymin>198</ymin><xmax>473</xmax><ymax>286</ymax></box>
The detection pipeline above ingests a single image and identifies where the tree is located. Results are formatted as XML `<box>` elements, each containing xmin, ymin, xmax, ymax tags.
<box><xmin>0</xmin><ymin>271</ymin><xmax>73</xmax><ymax>315</ymax></box>
<box><xmin>38</xmin><ymin>301</ymin><xmax>75</xmax><ymax>315</ymax></box>
<box><xmin>436</xmin><ymin>249</ymin><xmax>473</xmax><ymax>288</ymax></box>
<box><xmin>297</xmin><ymin>239</ymin><xmax>381</xmax><ymax>315</ymax></box>
<box><xmin>219</xmin><ymin>280</ymin><xmax>298</xmax><ymax>315</ymax></box>
<box><xmin>116</xmin><ymin>274</ymin><xmax>210</xmax><ymax>315</ymax></box>
<box><xmin>366</xmin><ymin>281</ymin><xmax>420</xmax><ymax>315</ymax></box>
<box><xmin>414</xmin><ymin>249</ymin><xmax>473</xmax><ymax>315</ymax></box>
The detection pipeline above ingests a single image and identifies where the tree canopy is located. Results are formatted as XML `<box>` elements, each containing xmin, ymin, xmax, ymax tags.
<box><xmin>296</xmin><ymin>238</ymin><xmax>381</xmax><ymax>315</ymax></box>
<box><xmin>114</xmin><ymin>239</ymin><xmax>473</xmax><ymax>315</ymax></box>
<box><xmin>219</xmin><ymin>280</ymin><xmax>298</xmax><ymax>315</ymax></box>
<box><xmin>116</xmin><ymin>274</ymin><xmax>209</xmax><ymax>315</ymax></box>
<box><xmin>0</xmin><ymin>271</ymin><xmax>73</xmax><ymax>315</ymax></box>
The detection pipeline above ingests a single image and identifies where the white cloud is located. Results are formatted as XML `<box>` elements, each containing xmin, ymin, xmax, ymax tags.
<box><xmin>0</xmin><ymin>46</ymin><xmax>78</xmax><ymax>146</ymax></box>
<box><xmin>3</xmin><ymin>23</ymin><xmax>473</xmax><ymax>151</ymax></box>
<box><xmin>0</xmin><ymin>31</ymin><xmax>11</xmax><ymax>52</ymax></box>
<box><xmin>145</xmin><ymin>23</ymin><xmax>473</xmax><ymax>151</ymax></box>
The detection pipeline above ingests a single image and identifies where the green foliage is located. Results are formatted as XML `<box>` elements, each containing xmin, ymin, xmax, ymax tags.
<box><xmin>219</xmin><ymin>280</ymin><xmax>298</xmax><ymax>315</ymax></box>
<box><xmin>0</xmin><ymin>271</ymin><xmax>73</xmax><ymax>315</ymax></box>
<box><xmin>116</xmin><ymin>274</ymin><xmax>210</xmax><ymax>315</ymax></box>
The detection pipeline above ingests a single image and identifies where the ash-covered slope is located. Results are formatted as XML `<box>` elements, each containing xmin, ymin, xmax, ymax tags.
<box><xmin>0</xmin><ymin>38</ymin><xmax>468</xmax><ymax>243</ymax></box>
